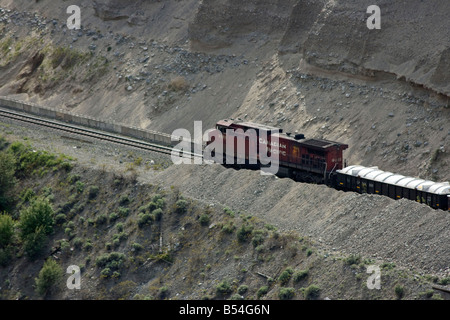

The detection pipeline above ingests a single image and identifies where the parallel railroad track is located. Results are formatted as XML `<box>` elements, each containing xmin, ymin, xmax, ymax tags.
<box><xmin>0</xmin><ymin>107</ymin><xmax>202</xmax><ymax>161</ymax></box>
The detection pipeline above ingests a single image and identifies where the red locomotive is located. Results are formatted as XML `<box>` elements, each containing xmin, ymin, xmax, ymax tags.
<box><xmin>206</xmin><ymin>119</ymin><xmax>449</xmax><ymax>211</ymax></box>
<box><xmin>207</xmin><ymin>119</ymin><xmax>348</xmax><ymax>184</ymax></box>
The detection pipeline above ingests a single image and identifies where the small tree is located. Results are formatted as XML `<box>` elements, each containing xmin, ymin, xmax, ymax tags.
<box><xmin>19</xmin><ymin>198</ymin><xmax>54</xmax><ymax>238</ymax></box>
<box><xmin>88</xmin><ymin>185</ymin><xmax>100</xmax><ymax>199</ymax></box>
<box><xmin>278</xmin><ymin>267</ymin><xmax>294</xmax><ymax>285</ymax></box>
<box><xmin>0</xmin><ymin>151</ymin><xmax>16</xmax><ymax>211</ymax></box>
<box><xmin>35</xmin><ymin>258</ymin><xmax>63</xmax><ymax>297</ymax></box>
<box><xmin>175</xmin><ymin>199</ymin><xmax>187</xmax><ymax>214</ymax></box>
<box><xmin>395</xmin><ymin>285</ymin><xmax>404</xmax><ymax>300</ymax></box>
<box><xmin>293</xmin><ymin>269</ymin><xmax>309</xmax><ymax>283</ymax></box>
<box><xmin>304</xmin><ymin>285</ymin><xmax>321</xmax><ymax>300</ymax></box>
<box><xmin>216</xmin><ymin>280</ymin><xmax>232</xmax><ymax>297</ymax></box>
<box><xmin>0</xmin><ymin>214</ymin><xmax>14</xmax><ymax>247</ymax></box>
<box><xmin>19</xmin><ymin>198</ymin><xmax>54</xmax><ymax>258</ymax></box>
<box><xmin>278</xmin><ymin>287</ymin><xmax>295</xmax><ymax>300</ymax></box>
<box><xmin>23</xmin><ymin>225</ymin><xmax>47</xmax><ymax>258</ymax></box>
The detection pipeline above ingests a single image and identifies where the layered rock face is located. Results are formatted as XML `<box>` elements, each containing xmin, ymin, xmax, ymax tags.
<box><xmin>189</xmin><ymin>0</ymin><xmax>450</xmax><ymax>96</ymax></box>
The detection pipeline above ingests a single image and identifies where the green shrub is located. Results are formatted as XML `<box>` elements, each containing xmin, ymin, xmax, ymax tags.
<box><xmin>304</xmin><ymin>285</ymin><xmax>321</xmax><ymax>300</ymax></box>
<box><xmin>35</xmin><ymin>258</ymin><xmax>63</xmax><ymax>296</ymax></box>
<box><xmin>278</xmin><ymin>267</ymin><xmax>294</xmax><ymax>285</ymax></box>
<box><xmin>96</xmin><ymin>252</ymin><xmax>126</xmax><ymax>278</ymax></box>
<box><xmin>223</xmin><ymin>207</ymin><xmax>235</xmax><ymax>217</ymax></box>
<box><xmin>50</xmin><ymin>46</ymin><xmax>89</xmax><ymax>70</ymax></box>
<box><xmin>293</xmin><ymin>269</ymin><xmax>309</xmax><ymax>283</ymax></box>
<box><xmin>237</xmin><ymin>224</ymin><xmax>254</xmax><ymax>243</ymax></box>
<box><xmin>109</xmin><ymin>212</ymin><xmax>119</xmax><ymax>222</ymax></box>
<box><xmin>345</xmin><ymin>254</ymin><xmax>361</xmax><ymax>265</ymax></box>
<box><xmin>0</xmin><ymin>135</ymin><xmax>9</xmax><ymax>151</ymax></box>
<box><xmin>0</xmin><ymin>151</ymin><xmax>16</xmax><ymax>210</ymax></box>
<box><xmin>68</xmin><ymin>174</ymin><xmax>81</xmax><ymax>184</ymax></box>
<box><xmin>132</xmin><ymin>242</ymin><xmax>143</xmax><ymax>252</ymax></box>
<box><xmin>256</xmin><ymin>286</ymin><xmax>269</xmax><ymax>298</ymax></box>
<box><xmin>83</xmin><ymin>239</ymin><xmax>93</xmax><ymax>251</ymax></box>
<box><xmin>61</xmin><ymin>195</ymin><xmax>77</xmax><ymax>213</ymax></box>
<box><xmin>278</xmin><ymin>287</ymin><xmax>295</xmax><ymax>300</ymax></box>
<box><xmin>101</xmin><ymin>267</ymin><xmax>112</xmax><ymax>278</ymax></box>
<box><xmin>75</xmin><ymin>181</ymin><xmax>85</xmax><ymax>193</ymax></box>
<box><xmin>159</xmin><ymin>286</ymin><xmax>169</xmax><ymax>299</ymax></box>
<box><xmin>22</xmin><ymin>225</ymin><xmax>47</xmax><ymax>258</ymax></box>
<box><xmin>114</xmin><ymin>231</ymin><xmax>128</xmax><ymax>241</ymax></box>
<box><xmin>0</xmin><ymin>247</ymin><xmax>13</xmax><ymax>266</ymax></box>
<box><xmin>9</xmin><ymin>141</ymin><xmax>70</xmax><ymax>175</ymax></box>
<box><xmin>19</xmin><ymin>198</ymin><xmax>54</xmax><ymax>238</ymax></box>
<box><xmin>221</xmin><ymin>221</ymin><xmax>235</xmax><ymax>234</ymax></box>
<box><xmin>216</xmin><ymin>280</ymin><xmax>232</xmax><ymax>297</ymax></box>
<box><xmin>72</xmin><ymin>237</ymin><xmax>83</xmax><ymax>249</ymax></box>
<box><xmin>95</xmin><ymin>213</ymin><xmax>108</xmax><ymax>225</ymax></box>
<box><xmin>155</xmin><ymin>198</ymin><xmax>165</xmax><ymax>209</ymax></box>
<box><xmin>137</xmin><ymin>212</ymin><xmax>152</xmax><ymax>228</ymax></box>
<box><xmin>419</xmin><ymin>289</ymin><xmax>434</xmax><ymax>299</ymax></box>
<box><xmin>152</xmin><ymin>208</ymin><xmax>163</xmax><ymax>221</ymax></box>
<box><xmin>88</xmin><ymin>186</ymin><xmax>100</xmax><ymax>199</ymax></box>
<box><xmin>199</xmin><ymin>213</ymin><xmax>210</xmax><ymax>226</ymax></box>
<box><xmin>119</xmin><ymin>194</ymin><xmax>130</xmax><ymax>206</ymax></box>
<box><xmin>431</xmin><ymin>293</ymin><xmax>444</xmax><ymax>300</ymax></box>
<box><xmin>20</xmin><ymin>188</ymin><xmax>36</xmax><ymax>203</ymax></box>
<box><xmin>175</xmin><ymin>199</ymin><xmax>187</xmax><ymax>214</ymax></box>
<box><xmin>60</xmin><ymin>161</ymin><xmax>73</xmax><ymax>172</ymax></box>
<box><xmin>230</xmin><ymin>293</ymin><xmax>244</xmax><ymax>300</ymax></box>
<box><xmin>64</xmin><ymin>227</ymin><xmax>74</xmax><ymax>238</ymax></box>
<box><xmin>237</xmin><ymin>285</ymin><xmax>248</xmax><ymax>295</ymax></box>
<box><xmin>118</xmin><ymin>206</ymin><xmax>130</xmax><ymax>217</ymax></box>
<box><xmin>54</xmin><ymin>213</ymin><xmax>67</xmax><ymax>225</ymax></box>
<box><xmin>251</xmin><ymin>229</ymin><xmax>266</xmax><ymax>247</ymax></box>
<box><xmin>0</xmin><ymin>214</ymin><xmax>14</xmax><ymax>248</ymax></box>
<box><xmin>394</xmin><ymin>285</ymin><xmax>404</xmax><ymax>299</ymax></box>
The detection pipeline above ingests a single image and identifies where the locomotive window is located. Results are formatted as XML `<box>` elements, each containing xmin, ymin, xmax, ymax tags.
<box><xmin>293</xmin><ymin>146</ymin><xmax>300</xmax><ymax>158</ymax></box>
<box><xmin>302</xmin><ymin>154</ymin><xmax>312</xmax><ymax>165</ymax></box>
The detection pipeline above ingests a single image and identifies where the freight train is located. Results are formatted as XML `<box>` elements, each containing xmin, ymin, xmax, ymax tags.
<box><xmin>208</xmin><ymin>119</ymin><xmax>450</xmax><ymax>211</ymax></box>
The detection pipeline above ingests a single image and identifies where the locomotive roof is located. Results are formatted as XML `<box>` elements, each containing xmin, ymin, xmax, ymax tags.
<box><xmin>337</xmin><ymin>165</ymin><xmax>450</xmax><ymax>195</ymax></box>
<box><xmin>217</xmin><ymin>119</ymin><xmax>281</xmax><ymax>132</ymax></box>
<box><xmin>217</xmin><ymin>119</ymin><xmax>348</xmax><ymax>149</ymax></box>
<box><xmin>298</xmin><ymin>138</ymin><xmax>348</xmax><ymax>150</ymax></box>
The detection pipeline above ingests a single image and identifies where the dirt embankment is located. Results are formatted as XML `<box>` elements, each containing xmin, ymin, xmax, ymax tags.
<box><xmin>0</xmin><ymin>0</ymin><xmax>448</xmax><ymax>182</ymax></box>
<box><xmin>152</xmin><ymin>163</ymin><xmax>450</xmax><ymax>277</ymax></box>
<box><xmin>191</xmin><ymin>0</ymin><xmax>450</xmax><ymax>97</ymax></box>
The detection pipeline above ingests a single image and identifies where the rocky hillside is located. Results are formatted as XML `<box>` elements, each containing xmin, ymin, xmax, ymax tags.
<box><xmin>0</xmin><ymin>0</ymin><xmax>448</xmax><ymax>182</ymax></box>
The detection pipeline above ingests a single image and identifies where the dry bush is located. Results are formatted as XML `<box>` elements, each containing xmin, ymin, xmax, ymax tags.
<box><xmin>168</xmin><ymin>76</ymin><xmax>189</xmax><ymax>92</ymax></box>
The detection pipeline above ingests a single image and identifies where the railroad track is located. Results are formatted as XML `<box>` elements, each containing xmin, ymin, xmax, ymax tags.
<box><xmin>0</xmin><ymin>107</ymin><xmax>202</xmax><ymax>161</ymax></box>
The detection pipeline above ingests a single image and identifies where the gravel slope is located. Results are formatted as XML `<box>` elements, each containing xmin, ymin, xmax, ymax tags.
<box><xmin>152</xmin><ymin>163</ymin><xmax>450</xmax><ymax>277</ymax></box>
